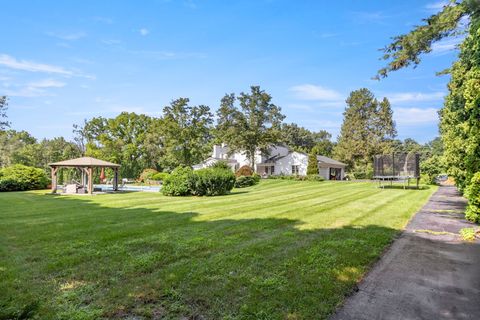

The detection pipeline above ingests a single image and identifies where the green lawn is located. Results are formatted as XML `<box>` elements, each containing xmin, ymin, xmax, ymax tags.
<box><xmin>0</xmin><ymin>180</ymin><xmax>436</xmax><ymax>320</ymax></box>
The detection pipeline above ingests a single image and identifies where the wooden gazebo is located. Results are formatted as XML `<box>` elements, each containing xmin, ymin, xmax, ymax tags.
<box><xmin>49</xmin><ymin>157</ymin><xmax>120</xmax><ymax>194</ymax></box>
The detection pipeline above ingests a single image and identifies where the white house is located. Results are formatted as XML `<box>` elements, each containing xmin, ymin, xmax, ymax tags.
<box><xmin>193</xmin><ymin>144</ymin><xmax>346</xmax><ymax>180</ymax></box>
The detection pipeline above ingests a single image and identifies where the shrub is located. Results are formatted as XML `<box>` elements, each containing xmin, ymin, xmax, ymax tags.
<box><xmin>162</xmin><ymin>167</ymin><xmax>195</xmax><ymax>196</ymax></box>
<box><xmin>235</xmin><ymin>175</ymin><xmax>259</xmax><ymax>188</ymax></box>
<box><xmin>151</xmin><ymin>172</ymin><xmax>170</xmax><ymax>181</ymax></box>
<box><xmin>266</xmin><ymin>174</ymin><xmax>324</xmax><ymax>182</ymax></box>
<box><xmin>459</xmin><ymin>228</ymin><xmax>477</xmax><ymax>242</ymax></box>
<box><xmin>306</xmin><ymin>174</ymin><xmax>325</xmax><ymax>182</ymax></box>
<box><xmin>210</xmin><ymin>161</ymin><xmax>231</xmax><ymax>171</ymax></box>
<box><xmin>465</xmin><ymin>172</ymin><xmax>480</xmax><ymax>223</ymax></box>
<box><xmin>235</xmin><ymin>165</ymin><xmax>254</xmax><ymax>177</ymax></box>
<box><xmin>191</xmin><ymin>168</ymin><xmax>236</xmax><ymax>196</ymax></box>
<box><xmin>162</xmin><ymin>166</ymin><xmax>235</xmax><ymax>196</ymax></box>
<box><xmin>138</xmin><ymin>168</ymin><xmax>158</xmax><ymax>182</ymax></box>
<box><xmin>0</xmin><ymin>164</ymin><xmax>49</xmax><ymax>191</ymax></box>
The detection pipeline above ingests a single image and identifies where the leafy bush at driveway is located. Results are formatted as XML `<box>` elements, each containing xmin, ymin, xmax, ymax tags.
<box><xmin>465</xmin><ymin>172</ymin><xmax>480</xmax><ymax>223</ymax></box>
<box><xmin>0</xmin><ymin>164</ymin><xmax>49</xmax><ymax>191</ymax></box>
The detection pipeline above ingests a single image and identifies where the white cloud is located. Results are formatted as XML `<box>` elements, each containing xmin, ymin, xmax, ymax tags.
<box><xmin>394</xmin><ymin>107</ymin><xmax>439</xmax><ymax>125</ymax></box>
<box><xmin>46</xmin><ymin>31</ymin><xmax>87</xmax><ymax>41</ymax></box>
<box><xmin>129</xmin><ymin>49</ymin><xmax>206</xmax><ymax>60</ymax></box>
<box><xmin>432</xmin><ymin>37</ymin><xmax>462</xmax><ymax>55</ymax></box>
<box><xmin>0</xmin><ymin>54</ymin><xmax>74</xmax><ymax>75</ymax></box>
<box><xmin>102</xmin><ymin>39</ymin><xmax>122</xmax><ymax>45</ymax></box>
<box><xmin>139</xmin><ymin>28</ymin><xmax>149</xmax><ymax>36</ymax></box>
<box><xmin>425</xmin><ymin>1</ymin><xmax>449</xmax><ymax>12</ymax></box>
<box><xmin>289</xmin><ymin>84</ymin><xmax>343</xmax><ymax>101</ymax></box>
<box><xmin>0</xmin><ymin>54</ymin><xmax>95</xmax><ymax>79</ymax></box>
<box><xmin>286</xmin><ymin>104</ymin><xmax>314</xmax><ymax>112</ymax></box>
<box><xmin>28</xmin><ymin>79</ymin><xmax>66</xmax><ymax>88</ymax></box>
<box><xmin>386</xmin><ymin>91</ymin><xmax>445</xmax><ymax>104</ymax></box>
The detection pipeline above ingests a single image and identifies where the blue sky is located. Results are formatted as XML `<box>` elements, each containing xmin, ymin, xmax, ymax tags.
<box><xmin>0</xmin><ymin>0</ymin><xmax>460</xmax><ymax>143</ymax></box>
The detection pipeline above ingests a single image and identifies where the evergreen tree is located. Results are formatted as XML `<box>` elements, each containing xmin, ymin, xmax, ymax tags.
<box><xmin>307</xmin><ymin>152</ymin><xmax>319</xmax><ymax>175</ymax></box>
<box><xmin>334</xmin><ymin>88</ymin><xmax>396</xmax><ymax>170</ymax></box>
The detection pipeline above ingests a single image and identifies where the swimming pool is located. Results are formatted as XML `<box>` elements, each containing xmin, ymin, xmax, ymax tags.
<box><xmin>94</xmin><ymin>184</ymin><xmax>161</xmax><ymax>192</ymax></box>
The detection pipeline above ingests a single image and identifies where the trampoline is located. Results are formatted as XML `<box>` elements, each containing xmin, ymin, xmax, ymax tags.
<box><xmin>373</xmin><ymin>153</ymin><xmax>420</xmax><ymax>189</ymax></box>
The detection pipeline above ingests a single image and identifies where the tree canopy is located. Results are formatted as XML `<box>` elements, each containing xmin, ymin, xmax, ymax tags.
<box><xmin>216</xmin><ymin>86</ymin><xmax>285</xmax><ymax>165</ymax></box>
<box><xmin>334</xmin><ymin>88</ymin><xmax>396</xmax><ymax>169</ymax></box>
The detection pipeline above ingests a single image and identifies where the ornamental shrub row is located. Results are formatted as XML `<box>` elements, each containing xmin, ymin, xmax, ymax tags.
<box><xmin>0</xmin><ymin>164</ymin><xmax>49</xmax><ymax>192</ymax></box>
<box><xmin>162</xmin><ymin>166</ymin><xmax>235</xmax><ymax>196</ymax></box>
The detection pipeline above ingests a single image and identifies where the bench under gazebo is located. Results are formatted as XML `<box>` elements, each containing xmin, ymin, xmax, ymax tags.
<box><xmin>49</xmin><ymin>157</ymin><xmax>120</xmax><ymax>194</ymax></box>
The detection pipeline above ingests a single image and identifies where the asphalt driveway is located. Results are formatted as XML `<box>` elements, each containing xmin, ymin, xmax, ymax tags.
<box><xmin>331</xmin><ymin>186</ymin><xmax>480</xmax><ymax>320</ymax></box>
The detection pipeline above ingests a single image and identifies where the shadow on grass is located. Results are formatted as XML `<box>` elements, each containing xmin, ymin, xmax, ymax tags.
<box><xmin>0</xmin><ymin>191</ymin><xmax>446</xmax><ymax>319</ymax></box>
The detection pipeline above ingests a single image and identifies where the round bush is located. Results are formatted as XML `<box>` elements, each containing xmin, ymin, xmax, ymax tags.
<box><xmin>162</xmin><ymin>167</ymin><xmax>194</xmax><ymax>196</ymax></box>
<box><xmin>191</xmin><ymin>168</ymin><xmax>236</xmax><ymax>196</ymax></box>
<box><xmin>235</xmin><ymin>165</ymin><xmax>254</xmax><ymax>177</ymax></box>
<box><xmin>0</xmin><ymin>165</ymin><xmax>49</xmax><ymax>191</ymax></box>
<box><xmin>235</xmin><ymin>175</ymin><xmax>259</xmax><ymax>188</ymax></box>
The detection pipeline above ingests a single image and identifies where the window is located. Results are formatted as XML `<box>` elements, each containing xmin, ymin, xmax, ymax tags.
<box><xmin>291</xmin><ymin>165</ymin><xmax>299</xmax><ymax>175</ymax></box>
<box><xmin>270</xmin><ymin>166</ymin><xmax>275</xmax><ymax>174</ymax></box>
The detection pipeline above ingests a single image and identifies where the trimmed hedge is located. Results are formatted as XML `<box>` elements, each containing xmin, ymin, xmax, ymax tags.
<box><xmin>235</xmin><ymin>175</ymin><xmax>260</xmax><ymax>188</ymax></box>
<box><xmin>465</xmin><ymin>172</ymin><xmax>480</xmax><ymax>223</ymax></box>
<box><xmin>0</xmin><ymin>165</ymin><xmax>49</xmax><ymax>191</ymax></box>
<box><xmin>162</xmin><ymin>166</ymin><xmax>235</xmax><ymax>196</ymax></box>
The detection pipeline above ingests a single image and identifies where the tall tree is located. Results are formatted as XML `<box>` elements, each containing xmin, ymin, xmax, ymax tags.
<box><xmin>377</xmin><ymin>0</ymin><xmax>480</xmax><ymax>191</ymax></box>
<box><xmin>161</xmin><ymin>98</ymin><xmax>214</xmax><ymax>169</ymax></box>
<box><xmin>334</xmin><ymin>88</ymin><xmax>396</xmax><ymax>169</ymax></box>
<box><xmin>79</xmin><ymin>112</ymin><xmax>154</xmax><ymax>178</ymax></box>
<box><xmin>0</xmin><ymin>96</ymin><xmax>10</xmax><ymax>131</ymax></box>
<box><xmin>216</xmin><ymin>86</ymin><xmax>285</xmax><ymax>166</ymax></box>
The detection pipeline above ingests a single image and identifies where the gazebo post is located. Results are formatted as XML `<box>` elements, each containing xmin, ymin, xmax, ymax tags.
<box><xmin>88</xmin><ymin>167</ymin><xmax>93</xmax><ymax>195</ymax></box>
<box><xmin>51</xmin><ymin>166</ymin><xmax>58</xmax><ymax>194</ymax></box>
<box><xmin>113</xmin><ymin>168</ymin><xmax>119</xmax><ymax>191</ymax></box>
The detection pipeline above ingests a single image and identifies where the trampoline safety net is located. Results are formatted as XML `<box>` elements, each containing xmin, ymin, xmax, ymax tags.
<box><xmin>373</xmin><ymin>153</ymin><xmax>420</xmax><ymax>178</ymax></box>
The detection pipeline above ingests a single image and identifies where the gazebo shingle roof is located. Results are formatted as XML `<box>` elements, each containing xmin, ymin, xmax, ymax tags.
<box><xmin>49</xmin><ymin>156</ymin><xmax>120</xmax><ymax>168</ymax></box>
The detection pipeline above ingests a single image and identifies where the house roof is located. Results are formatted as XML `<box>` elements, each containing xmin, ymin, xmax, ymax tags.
<box><xmin>316</xmin><ymin>155</ymin><xmax>346</xmax><ymax>166</ymax></box>
<box><xmin>49</xmin><ymin>157</ymin><xmax>120</xmax><ymax>168</ymax></box>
